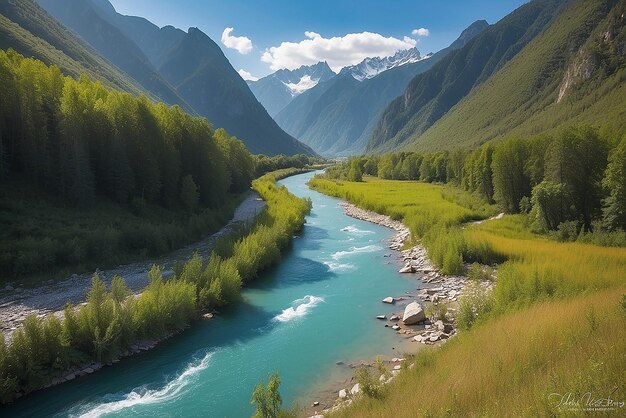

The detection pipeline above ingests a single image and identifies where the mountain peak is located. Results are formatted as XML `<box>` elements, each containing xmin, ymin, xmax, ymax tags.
<box><xmin>339</xmin><ymin>47</ymin><xmax>423</xmax><ymax>81</ymax></box>
<box><xmin>450</xmin><ymin>19</ymin><xmax>490</xmax><ymax>49</ymax></box>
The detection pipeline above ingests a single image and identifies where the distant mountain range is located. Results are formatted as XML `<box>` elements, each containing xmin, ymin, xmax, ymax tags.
<box><xmin>340</xmin><ymin>47</ymin><xmax>428</xmax><ymax>81</ymax></box>
<box><xmin>1</xmin><ymin>0</ymin><xmax>314</xmax><ymax>156</ymax></box>
<box><xmin>247</xmin><ymin>61</ymin><xmax>336</xmax><ymax>117</ymax></box>
<box><xmin>271</xmin><ymin>21</ymin><xmax>489</xmax><ymax>156</ymax></box>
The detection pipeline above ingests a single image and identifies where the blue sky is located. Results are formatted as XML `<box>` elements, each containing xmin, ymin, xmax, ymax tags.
<box><xmin>109</xmin><ymin>0</ymin><xmax>528</xmax><ymax>79</ymax></box>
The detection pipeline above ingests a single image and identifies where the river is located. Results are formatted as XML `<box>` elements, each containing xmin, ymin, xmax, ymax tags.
<box><xmin>4</xmin><ymin>171</ymin><xmax>418</xmax><ymax>417</ymax></box>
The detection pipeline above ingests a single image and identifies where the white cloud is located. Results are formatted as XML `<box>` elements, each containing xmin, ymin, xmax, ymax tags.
<box><xmin>221</xmin><ymin>27</ymin><xmax>253</xmax><ymax>54</ymax></box>
<box><xmin>261</xmin><ymin>31</ymin><xmax>417</xmax><ymax>72</ymax></box>
<box><xmin>237</xmin><ymin>69</ymin><xmax>259</xmax><ymax>81</ymax></box>
<box><xmin>412</xmin><ymin>28</ymin><xmax>430</xmax><ymax>37</ymax></box>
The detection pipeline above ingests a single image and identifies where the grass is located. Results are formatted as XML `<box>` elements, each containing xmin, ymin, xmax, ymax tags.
<box><xmin>331</xmin><ymin>287</ymin><xmax>626</xmax><ymax>418</ymax></box>
<box><xmin>310</xmin><ymin>176</ymin><xmax>626</xmax><ymax>417</ymax></box>
<box><xmin>0</xmin><ymin>178</ymin><xmax>245</xmax><ymax>284</ymax></box>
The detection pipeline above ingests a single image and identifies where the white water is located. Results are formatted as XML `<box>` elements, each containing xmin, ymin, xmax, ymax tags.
<box><xmin>274</xmin><ymin>295</ymin><xmax>324</xmax><ymax>322</ymax></box>
<box><xmin>341</xmin><ymin>225</ymin><xmax>375</xmax><ymax>236</ymax></box>
<box><xmin>331</xmin><ymin>245</ymin><xmax>382</xmax><ymax>260</ymax></box>
<box><xmin>73</xmin><ymin>352</ymin><xmax>214</xmax><ymax>418</ymax></box>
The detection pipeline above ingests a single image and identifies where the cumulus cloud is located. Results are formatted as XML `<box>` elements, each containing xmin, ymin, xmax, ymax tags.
<box><xmin>412</xmin><ymin>28</ymin><xmax>430</xmax><ymax>37</ymax></box>
<box><xmin>238</xmin><ymin>69</ymin><xmax>259</xmax><ymax>81</ymax></box>
<box><xmin>261</xmin><ymin>31</ymin><xmax>417</xmax><ymax>72</ymax></box>
<box><xmin>221</xmin><ymin>27</ymin><xmax>253</xmax><ymax>54</ymax></box>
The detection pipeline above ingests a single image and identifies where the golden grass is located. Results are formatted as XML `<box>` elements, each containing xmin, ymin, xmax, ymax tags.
<box><xmin>332</xmin><ymin>287</ymin><xmax>626</xmax><ymax>417</ymax></box>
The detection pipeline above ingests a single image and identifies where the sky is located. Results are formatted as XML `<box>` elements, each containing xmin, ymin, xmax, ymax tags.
<box><xmin>109</xmin><ymin>0</ymin><xmax>528</xmax><ymax>80</ymax></box>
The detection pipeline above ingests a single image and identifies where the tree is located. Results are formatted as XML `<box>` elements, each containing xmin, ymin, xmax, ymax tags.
<box><xmin>347</xmin><ymin>158</ymin><xmax>363</xmax><ymax>182</ymax></box>
<box><xmin>531</xmin><ymin>181</ymin><xmax>574</xmax><ymax>231</ymax></box>
<box><xmin>492</xmin><ymin>138</ymin><xmax>530</xmax><ymax>213</ymax></box>
<box><xmin>251</xmin><ymin>372</ymin><xmax>286</xmax><ymax>418</ymax></box>
<box><xmin>180</xmin><ymin>175</ymin><xmax>199</xmax><ymax>211</ymax></box>
<box><xmin>602</xmin><ymin>136</ymin><xmax>626</xmax><ymax>230</ymax></box>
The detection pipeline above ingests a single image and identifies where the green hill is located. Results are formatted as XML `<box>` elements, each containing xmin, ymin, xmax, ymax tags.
<box><xmin>404</xmin><ymin>0</ymin><xmax>626</xmax><ymax>151</ymax></box>
<box><xmin>367</xmin><ymin>0</ymin><xmax>563</xmax><ymax>153</ymax></box>
<box><xmin>0</xmin><ymin>0</ymin><xmax>143</xmax><ymax>94</ymax></box>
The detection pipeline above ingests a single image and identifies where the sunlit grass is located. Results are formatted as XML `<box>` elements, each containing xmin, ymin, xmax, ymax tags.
<box><xmin>332</xmin><ymin>287</ymin><xmax>626</xmax><ymax>417</ymax></box>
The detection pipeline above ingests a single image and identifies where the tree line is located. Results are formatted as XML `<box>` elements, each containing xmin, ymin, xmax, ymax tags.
<box><xmin>328</xmin><ymin>125</ymin><xmax>626</xmax><ymax>237</ymax></box>
<box><xmin>0</xmin><ymin>169</ymin><xmax>311</xmax><ymax>402</ymax></box>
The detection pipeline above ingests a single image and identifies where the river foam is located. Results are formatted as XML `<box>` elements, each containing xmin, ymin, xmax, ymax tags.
<box><xmin>274</xmin><ymin>295</ymin><xmax>324</xmax><ymax>322</ymax></box>
<box><xmin>323</xmin><ymin>261</ymin><xmax>356</xmax><ymax>272</ymax></box>
<box><xmin>331</xmin><ymin>245</ymin><xmax>382</xmax><ymax>260</ymax></box>
<box><xmin>72</xmin><ymin>352</ymin><xmax>213</xmax><ymax>418</ymax></box>
<box><xmin>340</xmin><ymin>225</ymin><xmax>374</xmax><ymax>236</ymax></box>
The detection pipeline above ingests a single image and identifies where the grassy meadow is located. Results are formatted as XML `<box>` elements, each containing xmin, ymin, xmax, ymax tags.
<box><xmin>308</xmin><ymin>176</ymin><xmax>626</xmax><ymax>417</ymax></box>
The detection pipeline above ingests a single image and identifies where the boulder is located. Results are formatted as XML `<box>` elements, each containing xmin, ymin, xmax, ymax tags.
<box><xmin>339</xmin><ymin>389</ymin><xmax>347</xmax><ymax>399</ymax></box>
<box><xmin>402</xmin><ymin>301</ymin><xmax>426</xmax><ymax>325</ymax></box>
<box><xmin>382</xmin><ymin>297</ymin><xmax>394</xmax><ymax>304</ymax></box>
<box><xmin>350</xmin><ymin>383</ymin><xmax>360</xmax><ymax>395</ymax></box>
<box><xmin>376</xmin><ymin>315</ymin><xmax>386</xmax><ymax>320</ymax></box>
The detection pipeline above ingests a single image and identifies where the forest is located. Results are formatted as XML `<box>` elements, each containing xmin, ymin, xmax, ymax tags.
<box><xmin>0</xmin><ymin>168</ymin><xmax>311</xmax><ymax>402</ymax></box>
<box><xmin>0</xmin><ymin>49</ymin><xmax>322</xmax><ymax>280</ymax></box>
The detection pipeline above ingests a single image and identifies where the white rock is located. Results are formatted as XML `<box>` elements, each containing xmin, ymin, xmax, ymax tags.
<box><xmin>376</xmin><ymin>315</ymin><xmax>386</xmax><ymax>320</ymax></box>
<box><xmin>393</xmin><ymin>365</ymin><xmax>401</xmax><ymax>370</ymax></box>
<box><xmin>402</xmin><ymin>301</ymin><xmax>426</xmax><ymax>325</ymax></box>
<box><xmin>350</xmin><ymin>383</ymin><xmax>360</xmax><ymax>395</ymax></box>
<box><xmin>339</xmin><ymin>389</ymin><xmax>347</xmax><ymax>399</ymax></box>
<box><xmin>382</xmin><ymin>297</ymin><xmax>394</xmax><ymax>304</ymax></box>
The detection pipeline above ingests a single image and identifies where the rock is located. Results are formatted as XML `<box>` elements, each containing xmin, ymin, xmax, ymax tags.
<box><xmin>4</xmin><ymin>285</ymin><xmax>13</xmax><ymax>291</ymax></box>
<box><xmin>350</xmin><ymin>383</ymin><xmax>360</xmax><ymax>395</ymax></box>
<box><xmin>393</xmin><ymin>365</ymin><xmax>401</xmax><ymax>370</ymax></box>
<box><xmin>382</xmin><ymin>297</ymin><xmax>394</xmax><ymax>304</ymax></box>
<box><xmin>429</xmin><ymin>335</ymin><xmax>439</xmax><ymax>342</ymax></box>
<box><xmin>336</xmin><ymin>361</ymin><xmax>344</xmax><ymax>365</ymax></box>
<box><xmin>84</xmin><ymin>367</ymin><xmax>94</xmax><ymax>374</ymax></box>
<box><xmin>392</xmin><ymin>325</ymin><xmax>400</xmax><ymax>330</ymax></box>
<box><xmin>376</xmin><ymin>315</ymin><xmax>386</xmax><ymax>320</ymax></box>
<box><xmin>435</xmin><ymin>320</ymin><xmax>445</xmax><ymax>331</ymax></box>
<box><xmin>202</xmin><ymin>313</ymin><xmax>214</xmax><ymax>319</ymax></box>
<box><xmin>399</xmin><ymin>265</ymin><xmax>414</xmax><ymax>274</ymax></box>
<box><xmin>402</xmin><ymin>301</ymin><xmax>426</xmax><ymax>325</ymax></box>
<box><xmin>413</xmin><ymin>335</ymin><xmax>423</xmax><ymax>342</ymax></box>
<box><xmin>425</xmin><ymin>287</ymin><xmax>443</xmax><ymax>295</ymax></box>
<box><xmin>431</xmin><ymin>294</ymin><xmax>439</xmax><ymax>303</ymax></box>
<box><xmin>312</xmin><ymin>401</ymin><xmax>320</xmax><ymax>407</ymax></box>
<box><xmin>339</xmin><ymin>389</ymin><xmax>347</xmax><ymax>399</ymax></box>
<box><xmin>379</xmin><ymin>374</ymin><xmax>387</xmax><ymax>382</ymax></box>
<box><xmin>390</xmin><ymin>315</ymin><xmax>400</xmax><ymax>321</ymax></box>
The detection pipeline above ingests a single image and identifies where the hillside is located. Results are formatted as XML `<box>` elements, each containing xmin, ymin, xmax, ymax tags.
<box><xmin>275</xmin><ymin>21</ymin><xmax>488</xmax><ymax>156</ymax></box>
<box><xmin>403</xmin><ymin>0</ymin><xmax>626</xmax><ymax>151</ymax></box>
<box><xmin>367</xmin><ymin>0</ymin><xmax>563</xmax><ymax>153</ymax></box>
<box><xmin>35</xmin><ymin>0</ymin><xmax>313</xmax><ymax>156</ymax></box>
<box><xmin>0</xmin><ymin>0</ymin><xmax>143</xmax><ymax>95</ymax></box>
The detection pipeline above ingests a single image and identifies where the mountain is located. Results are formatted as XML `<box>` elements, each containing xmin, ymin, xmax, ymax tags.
<box><xmin>0</xmin><ymin>0</ymin><xmax>143</xmax><ymax>95</ymax></box>
<box><xmin>248</xmin><ymin>62</ymin><xmax>336</xmax><ymax>117</ymax></box>
<box><xmin>398</xmin><ymin>0</ymin><xmax>626</xmax><ymax>152</ymax></box>
<box><xmin>35</xmin><ymin>0</ymin><xmax>313</xmax><ymax>156</ymax></box>
<box><xmin>340</xmin><ymin>47</ymin><xmax>426</xmax><ymax>81</ymax></box>
<box><xmin>274</xmin><ymin>21</ymin><xmax>488</xmax><ymax>156</ymax></box>
<box><xmin>367</xmin><ymin>0</ymin><xmax>565</xmax><ymax>152</ymax></box>
<box><xmin>36</xmin><ymin>0</ymin><xmax>194</xmax><ymax>113</ymax></box>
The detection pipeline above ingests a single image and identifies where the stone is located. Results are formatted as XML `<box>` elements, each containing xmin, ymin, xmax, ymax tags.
<box><xmin>376</xmin><ymin>315</ymin><xmax>386</xmax><ymax>320</ymax></box>
<box><xmin>429</xmin><ymin>335</ymin><xmax>439</xmax><ymax>342</ymax></box>
<box><xmin>392</xmin><ymin>325</ymin><xmax>400</xmax><ymax>330</ymax></box>
<box><xmin>339</xmin><ymin>389</ymin><xmax>347</xmax><ymax>399</ymax></box>
<box><xmin>4</xmin><ymin>285</ymin><xmax>13</xmax><ymax>291</ymax></box>
<box><xmin>434</xmin><ymin>320</ymin><xmax>445</xmax><ymax>331</ymax></box>
<box><xmin>393</xmin><ymin>365</ymin><xmax>401</xmax><ymax>370</ymax></box>
<box><xmin>350</xmin><ymin>383</ymin><xmax>360</xmax><ymax>395</ymax></box>
<box><xmin>202</xmin><ymin>313</ymin><xmax>214</xmax><ymax>319</ymax></box>
<box><xmin>425</xmin><ymin>287</ymin><xmax>443</xmax><ymax>295</ymax></box>
<box><xmin>399</xmin><ymin>265</ymin><xmax>414</xmax><ymax>274</ymax></box>
<box><xmin>413</xmin><ymin>335</ymin><xmax>423</xmax><ymax>342</ymax></box>
<box><xmin>312</xmin><ymin>401</ymin><xmax>320</xmax><ymax>407</ymax></box>
<box><xmin>390</xmin><ymin>315</ymin><xmax>400</xmax><ymax>321</ymax></box>
<box><xmin>402</xmin><ymin>301</ymin><xmax>426</xmax><ymax>325</ymax></box>
<box><xmin>382</xmin><ymin>297</ymin><xmax>394</xmax><ymax>304</ymax></box>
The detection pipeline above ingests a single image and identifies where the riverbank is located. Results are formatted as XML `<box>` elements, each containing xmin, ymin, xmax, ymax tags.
<box><xmin>0</xmin><ymin>191</ymin><xmax>266</xmax><ymax>337</ymax></box>
<box><xmin>303</xmin><ymin>201</ymin><xmax>493</xmax><ymax>417</ymax></box>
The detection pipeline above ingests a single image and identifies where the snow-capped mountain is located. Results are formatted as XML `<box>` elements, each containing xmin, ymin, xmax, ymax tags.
<box><xmin>340</xmin><ymin>47</ymin><xmax>430</xmax><ymax>81</ymax></box>
<box><xmin>248</xmin><ymin>62</ymin><xmax>335</xmax><ymax>116</ymax></box>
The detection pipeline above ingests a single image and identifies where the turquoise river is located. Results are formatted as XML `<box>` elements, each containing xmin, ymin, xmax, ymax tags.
<box><xmin>5</xmin><ymin>171</ymin><xmax>420</xmax><ymax>417</ymax></box>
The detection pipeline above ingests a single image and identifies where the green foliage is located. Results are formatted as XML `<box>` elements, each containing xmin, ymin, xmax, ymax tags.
<box><xmin>251</xmin><ymin>372</ymin><xmax>293</xmax><ymax>418</ymax></box>
<box><xmin>180</xmin><ymin>175</ymin><xmax>199</xmax><ymax>212</ymax></box>
<box><xmin>355</xmin><ymin>366</ymin><xmax>385</xmax><ymax>400</ymax></box>
<box><xmin>602</xmin><ymin>135</ymin><xmax>626</xmax><ymax>230</ymax></box>
<box><xmin>457</xmin><ymin>281</ymin><xmax>493</xmax><ymax>330</ymax></box>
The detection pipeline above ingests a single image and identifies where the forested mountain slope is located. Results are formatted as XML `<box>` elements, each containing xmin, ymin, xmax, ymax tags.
<box><xmin>367</xmin><ymin>0</ymin><xmax>563</xmax><ymax>152</ymax></box>
<box><xmin>0</xmin><ymin>0</ymin><xmax>143</xmax><ymax>95</ymax></box>
<box><xmin>274</xmin><ymin>20</ymin><xmax>488</xmax><ymax>156</ymax></box>
<box><xmin>403</xmin><ymin>0</ymin><xmax>626</xmax><ymax>151</ymax></box>
<box><xmin>36</xmin><ymin>0</ymin><xmax>314</xmax><ymax>156</ymax></box>
<box><xmin>36</xmin><ymin>0</ymin><xmax>193</xmax><ymax>112</ymax></box>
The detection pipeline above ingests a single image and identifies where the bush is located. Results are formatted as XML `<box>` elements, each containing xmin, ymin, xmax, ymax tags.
<box><xmin>457</xmin><ymin>281</ymin><xmax>493</xmax><ymax>330</ymax></box>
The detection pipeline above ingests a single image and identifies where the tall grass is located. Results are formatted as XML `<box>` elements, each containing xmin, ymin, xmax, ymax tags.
<box><xmin>331</xmin><ymin>287</ymin><xmax>626</xmax><ymax>417</ymax></box>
